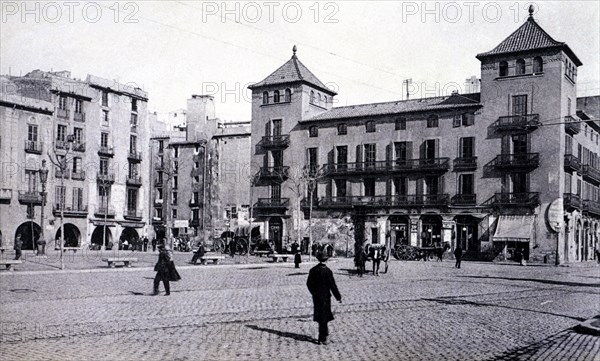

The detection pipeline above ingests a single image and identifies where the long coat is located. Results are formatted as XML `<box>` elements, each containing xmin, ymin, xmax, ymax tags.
<box><xmin>155</xmin><ymin>249</ymin><xmax>181</xmax><ymax>282</ymax></box>
<box><xmin>307</xmin><ymin>263</ymin><xmax>341</xmax><ymax>323</ymax></box>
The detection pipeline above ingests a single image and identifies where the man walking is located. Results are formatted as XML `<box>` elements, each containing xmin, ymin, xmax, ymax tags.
<box><xmin>454</xmin><ymin>245</ymin><xmax>463</xmax><ymax>269</ymax></box>
<box><xmin>307</xmin><ymin>251</ymin><xmax>342</xmax><ymax>345</ymax></box>
<box><xmin>151</xmin><ymin>238</ymin><xmax>157</xmax><ymax>252</ymax></box>
<box><xmin>14</xmin><ymin>234</ymin><xmax>23</xmax><ymax>260</ymax></box>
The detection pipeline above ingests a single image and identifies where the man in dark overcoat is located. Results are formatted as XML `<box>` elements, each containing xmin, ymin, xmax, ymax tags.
<box><xmin>307</xmin><ymin>252</ymin><xmax>342</xmax><ymax>345</ymax></box>
<box><xmin>454</xmin><ymin>245</ymin><xmax>463</xmax><ymax>269</ymax></box>
<box><xmin>153</xmin><ymin>244</ymin><xmax>180</xmax><ymax>295</ymax></box>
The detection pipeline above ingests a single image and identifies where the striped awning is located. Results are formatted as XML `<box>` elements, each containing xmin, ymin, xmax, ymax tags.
<box><xmin>493</xmin><ymin>215</ymin><xmax>535</xmax><ymax>242</ymax></box>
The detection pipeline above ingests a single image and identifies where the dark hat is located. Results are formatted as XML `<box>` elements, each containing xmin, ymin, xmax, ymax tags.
<box><xmin>316</xmin><ymin>251</ymin><xmax>328</xmax><ymax>262</ymax></box>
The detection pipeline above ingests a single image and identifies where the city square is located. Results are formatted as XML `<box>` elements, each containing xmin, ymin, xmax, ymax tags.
<box><xmin>0</xmin><ymin>255</ymin><xmax>598</xmax><ymax>360</ymax></box>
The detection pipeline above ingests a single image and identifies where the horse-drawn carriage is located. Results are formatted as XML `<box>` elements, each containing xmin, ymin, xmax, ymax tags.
<box><xmin>393</xmin><ymin>242</ymin><xmax>450</xmax><ymax>261</ymax></box>
<box><xmin>212</xmin><ymin>225</ymin><xmax>265</xmax><ymax>256</ymax></box>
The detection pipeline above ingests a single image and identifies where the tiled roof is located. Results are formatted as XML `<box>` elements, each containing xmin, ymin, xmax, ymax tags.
<box><xmin>249</xmin><ymin>49</ymin><xmax>335</xmax><ymax>95</ymax></box>
<box><xmin>303</xmin><ymin>93</ymin><xmax>481</xmax><ymax>122</ymax></box>
<box><xmin>477</xmin><ymin>16</ymin><xmax>582</xmax><ymax>65</ymax></box>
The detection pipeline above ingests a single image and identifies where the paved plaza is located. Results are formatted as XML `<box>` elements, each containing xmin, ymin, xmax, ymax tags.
<box><xmin>0</xmin><ymin>256</ymin><xmax>599</xmax><ymax>361</ymax></box>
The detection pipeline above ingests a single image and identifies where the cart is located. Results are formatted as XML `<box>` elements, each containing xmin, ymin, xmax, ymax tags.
<box><xmin>393</xmin><ymin>243</ymin><xmax>449</xmax><ymax>261</ymax></box>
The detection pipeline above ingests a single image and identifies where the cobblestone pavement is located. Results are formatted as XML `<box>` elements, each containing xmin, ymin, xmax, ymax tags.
<box><xmin>0</xmin><ymin>259</ymin><xmax>599</xmax><ymax>360</ymax></box>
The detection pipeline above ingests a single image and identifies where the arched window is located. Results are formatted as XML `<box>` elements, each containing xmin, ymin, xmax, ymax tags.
<box><xmin>310</xmin><ymin>90</ymin><xmax>315</xmax><ymax>104</ymax></box>
<box><xmin>318</xmin><ymin>93</ymin><xmax>322</xmax><ymax>105</ymax></box>
<box><xmin>499</xmin><ymin>61</ymin><xmax>508</xmax><ymax>77</ymax></box>
<box><xmin>337</xmin><ymin>123</ymin><xmax>347</xmax><ymax>135</ymax></box>
<box><xmin>427</xmin><ymin>115</ymin><xmax>439</xmax><ymax>128</ymax></box>
<box><xmin>274</xmin><ymin>90</ymin><xmax>280</xmax><ymax>103</ymax></box>
<box><xmin>366</xmin><ymin>121</ymin><xmax>376</xmax><ymax>133</ymax></box>
<box><xmin>323</xmin><ymin>96</ymin><xmax>327</xmax><ymax>106</ymax></box>
<box><xmin>515</xmin><ymin>59</ymin><xmax>526</xmax><ymax>75</ymax></box>
<box><xmin>533</xmin><ymin>57</ymin><xmax>543</xmax><ymax>73</ymax></box>
<box><xmin>284</xmin><ymin>88</ymin><xmax>291</xmax><ymax>102</ymax></box>
<box><xmin>262</xmin><ymin>91</ymin><xmax>269</xmax><ymax>105</ymax></box>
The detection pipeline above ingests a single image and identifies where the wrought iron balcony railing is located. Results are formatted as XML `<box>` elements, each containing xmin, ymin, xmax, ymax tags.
<box><xmin>256</xmin><ymin>166</ymin><xmax>289</xmax><ymax>180</ymax></box>
<box><xmin>73</xmin><ymin>112</ymin><xmax>85</xmax><ymax>122</ymax></box>
<box><xmin>71</xmin><ymin>171</ymin><xmax>86</xmax><ymax>181</ymax></box>
<box><xmin>96</xmin><ymin>173</ymin><xmax>115</xmax><ymax>183</ymax></box>
<box><xmin>24</xmin><ymin>140</ymin><xmax>43</xmax><ymax>154</ymax></box>
<box><xmin>321</xmin><ymin>158</ymin><xmax>450</xmax><ymax>176</ymax></box>
<box><xmin>55</xmin><ymin>168</ymin><xmax>69</xmax><ymax>179</ymax></box>
<box><xmin>564</xmin><ymin>115</ymin><xmax>581</xmax><ymax>135</ymax></box>
<box><xmin>56</xmin><ymin>108</ymin><xmax>70</xmax><ymax>119</ymax></box>
<box><xmin>189</xmin><ymin>219</ymin><xmax>201</xmax><ymax>227</ymax></box>
<box><xmin>126</xmin><ymin>176</ymin><xmax>142</xmax><ymax>186</ymax></box>
<box><xmin>564</xmin><ymin>154</ymin><xmax>582</xmax><ymax>173</ymax></box>
<box><xmin>98</xmin><ymin>145</ymin><xmax>114</xmax><ymax>156</ymax></box>
<box><xmin>124</xmin><ymin>210</ymin><xmax>142</xmax><ymax>220</ymax></box>
<box><xmin>18</xmin><ymin>191</ymin><xmax>42</xmax><ymax>205</ymax></box>
<box><xmin>483</xmin><ymin>192</ymin><xmax>540</xmax><ymax>207</ymax></box>
<box><xmin>563</xmin><ymin>193</ymin><xmax>582</xmax><ymax>210</ymax></box>
<box><xmin>127</xmin><ymin>151</ymin><xmax>142</xmax><ymax>162</ymax></box>
<box><xmin>318</xmin><ymin>194</ymin><xmax>450</xmax><ymax>208</ymax></box>
<box><xmin>491</xmin><ymin>114</ymin><xmax>540</xmax><ymax>131</ymax></box>
<box><xmin>254</xmin><ymin>198</ymin><xmax>290</xmax><ymax>209</ymax></box>
<box><xmin>53</xmin><ymin>204</ymin><xmax>88</xmax><ymax>217</ymax></box>
<box><xmin>259</xmin><ymin>135</ymin><xmax>290</xmax><ymax>149</ymax></box>
<box><xmin>72</xmin><ymin>142</ymin><xmax>86</xmax><ymax>152</ymax></box>
<box><xmin>582</xmin><ymin>164</ymin><xmax>600</xmax><ymax>184</ymax></box>
<box><xmin>453</xmin><ymin>157</ymin><xmax>478</xmax><ymax>171</ymax></box>
<box><xmin>451</xmin><ymin>194</ymin><xmax>477</xmax><ymax>206</ymax></box>
<box><xmin>582</xmin><ymin>199</ymin><xmax>600</xmax><ymax>216</ymax></box>
<box><xmin>189</xmin><ymin>199</ymin><xmax>202</xmax><ymax>207</ymax></box>
<box><xmin>94</xmin><ymin>205</ymin><xmax>115</xmax><ymax>217</ymax></box>
<box><xmin>489</xmin><ymin>153</ymin><xmax>539</xmax><ymax>170</ymax></box>
<box><xmin>0</xmin><ymin>188</ymin><xmax>12</xmax><ymax>201</ymax></box>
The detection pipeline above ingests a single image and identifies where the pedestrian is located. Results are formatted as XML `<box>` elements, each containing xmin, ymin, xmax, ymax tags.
<box><xmin>122</xmin><ymin>239</ymin><xmax>129</xmax><ymax>251</ymax></box>
<box><xmin>151</xmin><ymin>238</ymin><xmax>157</xmax><ymax>252</ymax></box>
<box><xmin>153</xmin><ymin>244</ymin><xmax>181</xmax><ymax>296</ymax></box>
<box><xmin>143</xmin><ymin>237</ymin><xmax>149</xmax><ymax>252</ymax></box>
<box><xmin>36</xmin><ymin>237</ymin><xmax>46</xmax><ymax>256</ymax></box>
<box><xmin>595</xmin><ymin>241</ymin><xmax>600</xmax><ymax>264</ymax></box>
<box><xmin>307</xmin><ymin>251</ymin><xmax>342</xmax><ymax>345</ymax></box>
<box><xmin>291</xmin><ymin>240</ymin><xmax>299</xmax><ymax>255</ymax></box>
<box><xmin>190</xmin><ymin>241</ymin><xmax>205</xmax><ymax>264</ymax></box>
<box><xmin>14</xmin><ymin>234</ymin><xmax>22</xmax><ymax>260</ymax></box>
<box><xmin>372</xmin><ymin>244</ymin><xmax>382</xmax><ymax>276</ymax></box>
<box><xmin>356</xmin><ymin>246</ymin><xmax>367</xmax><ymax>277</ymax></box>
<box><xmin>454</xmin><ymin>245</ymin><xmax>463</xmax><ymax>269</ymax></box>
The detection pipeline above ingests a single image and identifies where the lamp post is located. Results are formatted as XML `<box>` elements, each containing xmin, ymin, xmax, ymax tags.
<box><xmin>38</xmin><ymin>160</ymin><xmax>49</xmax><ymax>256</ymax></box>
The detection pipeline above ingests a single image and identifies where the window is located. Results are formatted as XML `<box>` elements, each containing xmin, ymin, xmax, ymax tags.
<box><xmin>335</xmin><ymin>179</ymin><xmax>347</xmax><ymax>198</ymax></box>
<box><xmin>75</xmin><ymin>99</ymin><xmax>83</xmax><ymax>114</ymax></box>
<box><xmin>499</xmin><ymin>61</ymin><xmax>508</xmax><ymax>77</ymax></box>
<box><xmin>565</xmin><ymin>135</ymin><xmax>573</xmax><ymax>155</ymax></box>
<box><xmin>158</xmin><ymin>140</ymin><xmax>164</xmax><ymax>153</ymax></box>
<box><xmin>366</xmin><ymin>121</ymin><xmax>376</xmax><ymax>133</ymax></box>
<box><xmin>318</xmin><ymin>93</ymin><xmax>322</xmax><ymax>105</ymax></box>
<box><xmin>459</xmin><ymin>174</ymin><xmax>475</xmax><ymax>195</ymax></box>
<box><xmin>512</xmin><ymin>95</ymin><xmax>528</xmax><ymax>115</ymax></box>
<box><xmin>459</xmin><ymin>137</ymin><xmax>475</xmax><ymax>158</ymax></box>
<box><xmin>28</xmin><ymin>124</ymin><xmax>38</xmax><ymax>142</ymax></box>
<box><xmin>173</xmin><ymin>176</ymin><xmax>178</xmax><ymax>189</ymax></box>
<box><xmin>364</xmin><ymin>144</ymin><xmax>376</xmax><ymax>167</ymax></box>
<box><xmin>192</xmin><ymin>209</ymin><xmax>199</xmax><ymax>221</ymax></box>
<box><xmin>102</xmin><ymin>110</ymin><xmax>109</xmax><ymax>124</ymax></box>
<box><xmin>55</xmin><ymin>186</ymin><xmax>66</xmax><ymax>207</ymax></box>
<box><xmin>337</xmin><ymin>123</ymin><xmax>347</xmax><ymax>135</ymax></box>
<box><xmin>394</xmin><ymin>142</ymin><xmax>410</xmax><ymax>164</ymax></box>
<box><xmin>462</xmin><ymin>113</ymin><xmax>474</xmax><ymax>126</ymax></box>
<box><xmin>273</xmin><ymin>90</ymin><xmax>280</xmax><ymax>103</ymax></box>
<box><xmin>453</xmin><ymin>115</ymin><xmax>461</xmax><ymax>128</ymax></box>
<box><xmin>271</xmin><ymin>184</ymin><xmax>281</xmax><ymax>200</ymax></box>
<box><xmin>130</xmin><ymin>113</ymin><xmax>138</xmax><ymax>130</ymax></box>
<box><xmin>172</xmin><ymin>209</ymin><xmax>177</xmax><ymax>219</ymax></box>
<box><xmin>336</xmin><ymin>146</ymin><xmax>348</xmax><ymax>165</ymax></box>
<box><xmin>100</xmin><ymin>132</ymin><xmax>109</xmax><ymax>148</ymax></box>
<box><xmin>26</xmin><ymin>170</ymin><xmax>37</xmax><ymax>192</ymax></box>
<box><xmin>127</xmin><ymin>188</ymin><xmax>138</xmax><ymax>211</ymax></box>
<box><xmin>310</xmin><ymin>90</ymin><xmax>315</xmax><ymax>104</ymax></box>
<box><xmin>157</xmin><ymin>172</ymin><xmax>163</xmax><ymax>183</ymax></box>
<box><xmin>533</xmin><ymin>57</ymin><xmax>543</xmax><ymax>73</ymax></box>
<box><xmin>173</xmin><ymin>145</ymin><xmax>178</xmax><ymax>158</ymax></box>
<box><xmin>99</xmin><ymin>158</ymin><xmax>109</xmax><ymax>175</ymax></box>
<box><xmin>73</xmin><ymin>127</ymin><xmax>83</xmax><ymax>144</ymax></box>
<box><xmin>565</xmin><ymin>173</ymin><xmax>572</xmax><ymax>193</ymax></box>
<box><xmin>101</xmin><ymin>91</ymin><xmax>108</xmax><ymax>107</ymax></box>
<box><xmin>511</xmin><ymin>134</ymin><xmax>528</xmax><ymax>154</ymax></box>
<box><xmin>395</xmin><ymin>118</ymin><xmax>406</xmax><ymax>130</ymax></box>
<box><xmin>72</xmin><ymin>157</ymin><xmax>82</xmax><ymax>173</ymax></box>
<box><xmin>73</xmin><ymin>187</ymin><xmax>83</xmax><ymax>210</ymax></box>
<box><xmin>284</xmin><ymin>88</ymin><xmax>291</xmax><ymax>102</ymax></box>
<box><xmin>173</xmin><ymin>161</ymin><xmax>179</xmax><ymax>173</ymax></box>
<box><xmin>427</xmin><ymin>115</ymin><xmax>438</xmax><ymax>128</ymax></box>
<box><xmin>131</xmin><ymin>98</ymin><xmax>138</xmax><ymax>112</ymax></box>
<box><xmin>307</xmin><ymin>148</ymin><xmax>318</xmax><ymax>172</ymax></box>
<box><xmin>272</xmin><ymin>119</ymin><xmax>282</xmax><ymax>136</ymax></box>
<box><xmin>309</xmin><ymin>126</ymin><xmax>318</xmax><ymax>137</ymax></box>
<box><xmin>364</xmin><ymin>179</ymin><xmax>375</xmax><ymax>197</ymax></box>
<box><xmin>172</xmin><ymin>191</ymin><xmax>178</xmax><ymax>205</ymax></box>
<box><xmin>56</xmin><ymin>124</ymin><xmax>67</xmax><ymax>142</ymax></box>
<box><xmin>323</xmin><ymin>96</ymin><xmax>327</xmax><ymax>106</ymax></box>
<box><xmin>98</xmin><ymin>185</ymin><xmax>110</xmax><ymax>206</ymax></box>
<box><xmin>394</xmin><ymin>177</ymin><xmax>407</xmax><ymax>196</ymax></box>
<box><xmin>59</xmin><ymin>95</ymin><xmax>68</xmax><ymax>110</ymax></box>
<box><xmin>262</xmin><ymin>91</ymin><xmax>269</xmax><ymax>105</ymax></box>
<box><xmin>515</xmin><ymin>59</ymin><xmax>526</xmax><ymax>75</ymax></box>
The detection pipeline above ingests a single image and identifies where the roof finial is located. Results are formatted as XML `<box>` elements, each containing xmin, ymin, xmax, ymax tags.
<box><xmin>528</xmin><ymin>4</ymin><xmax>534</xmax><ymax>19</ymax></box>
<box><xmin>292</xmin><ymin>45</ymin><xmax>297</xmax><ymax>57</ymax></box>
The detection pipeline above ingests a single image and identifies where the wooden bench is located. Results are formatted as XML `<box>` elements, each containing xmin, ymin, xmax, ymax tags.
<box><xmin>0</xmin><ymin>260</ymin><xmax>22</xmax><ymax>271</ymax></box>
<box><xmin>200</xmin><ymin>255</ymin><xmax>225</xmax><ymax>265</ymax></box>
<box><xmin>254</xmin><ymin>250</ymin><xmax>271</xmax><ymax>257</ymax></box>
<box><xmin>271</xmin><ymin>254</ymin><xmax>289</xmax><ymax>263</ymax></box>
<box><xmin>102</xmin><ymin>257</ymin><xmax>138</xmax><ymax>268</ymax></box>
<box><xmin>54</xmin><ymin>247</ymin><xmax>82</xmax><ymax>253</ymax></box>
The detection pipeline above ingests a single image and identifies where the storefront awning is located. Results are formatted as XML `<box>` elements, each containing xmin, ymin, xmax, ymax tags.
<box><xmin>493</xmin><ymin>215</ymin><xmax>534</xmax><ymax>242</ymax></box>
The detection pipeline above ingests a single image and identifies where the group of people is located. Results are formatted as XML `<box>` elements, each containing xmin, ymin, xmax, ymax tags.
<box><xmin>354</xmin><ymin>243</ymin><xmax>388</xmax><ymax>277</ymax></box>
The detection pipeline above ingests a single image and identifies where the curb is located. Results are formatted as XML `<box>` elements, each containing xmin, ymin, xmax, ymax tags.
<box><xmin>575</xmin><ymin>316</ymin><xmax>600</xmax><ymax>336</ymax></box>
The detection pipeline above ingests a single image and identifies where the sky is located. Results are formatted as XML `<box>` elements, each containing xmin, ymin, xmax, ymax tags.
<box><xmin>1</xmin><ymin>1</ymin><xmax>599</xmax><ymax>122</ymax></box>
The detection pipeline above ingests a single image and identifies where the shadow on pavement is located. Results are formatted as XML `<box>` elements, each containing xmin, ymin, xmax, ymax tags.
<box><xmin>245</xmin><ymin>325</ymin><xmax>317</xmax><ymax>344</ymax></box>
<box><xmin>485</xmin><ymin>329</ymin><xmax>580</xmax><ymax>361</ymax></box>
<box><xmin>286</xmin><ymin>272</ymin><xmax>308</xmax><ymax>276</ymax></box>
<box><xmin>458</xmin><ymin>275</ymin><xmax>600</xmax><ymax>288</ymax></box>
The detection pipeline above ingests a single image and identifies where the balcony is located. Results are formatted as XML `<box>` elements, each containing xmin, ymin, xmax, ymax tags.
<box><xmin>564</xmin><ymin>154</ymin><xmax>581</xmax><ymax>173</ymax></box>
<box><xmin>451</xmin><ymin>194</ymin><xmax>477</xmax><ymax>206</ymax></box>
<box><xmin>483</xmin><ymin>192</ymin><xmax>540</xmax><ymax>207</ymax></box>
<box><xmin>189</xmin><ymin>199</ymin><xmax>202</xmax><ymax>207</ymax></box>
<box><xmin>491</xmin><ymin>114</ymin><xmax>540</xmax><ymax>132</ymax></box>
<box><xmin>55</xmin><ymin>140</ymin><xmax>71</xmax><ymax>150</ymax></box>
<box><xmin>55</xmin><ymin>168</ymin><xmax>69</xmax><ymax>179</ymax></box>
<box><xmin>155</xmin><ymin>163</ymin><xmax>165</xmax><ymax>171</ymax></box>
<box><xmin>582</xmin><ymin>199</ymin><xmax>600</xmax><ymax>216</ymax></box>
<box><xmin>154</xmin><ymin>198</ymin><xmax>164</xmax><ymax>206</ymax></box>
<box><xmin>255</xmin><ymin>166</ymin><xmax>289</xmax><ymax>184</ymax></box>
<box><xmin>130</xmin><ymin>125</ymin><xmax>138</xmax><ymax>133</ymax></box>
<box><xmin>73</xmin><ymin>112</ymin><xmax>86</xmax><ymax>122</ymax></box>
<box><xmin>126</xmin><ymin>176</ymin><xmax>142</xmax><ymax>186</ymax></box>
<box><xmin>318</xmin><ymin>194</ymin><xmax>450</xmax><ymax>208</ymax></box>
<box><xmin>96</xmin><ymin>173</ymin><xmax>115</xmax><ymax>183</ymax></box>
<box><xmin>124</xmin><ymin>210</ymin><xmax>143</xmax><ymax>220</ymax></box>
<box><xmin>24</xmin><ymin>140</ymin><xmax>43</xmax><ymax>154</ymax></box>
<box><xmin>258</xmin><ymin>135</ymin><xmax>290</xmax><ymax>149</ymax></box>
<box><xmin>127</xmin><ymin>150</ymin><xmax>142</xmax><ymax>162</ymax></box>
<box><xmin>189</xmin><ymin>219</ymin><xmax>201</xmax><ymax>227</ymax></box>
<box><xmin>94</xmin><ymin>205</ymin><xmax>115</xmax><ymax>218</ymax></box>
<box><xmin>98</xmin><ymin>146</ymin><xmax>114</xmax><ymax>157</ymax></box>
<box><xmin>489</xmin><ymin>153</ymin><xmax>539</xmax><ymax>170</ymax></box>
<box><xmin>563</xmin><ymin>193</ymin><xmax>582</xmax><ymax>210</ymax></box>
<box><xmin>453</xmin><ymin>157</ymin><xmax>478</xmax><ymax>171</ymax></box>
<box><xmin>564</xmin><ymin>115</ymin><xmax>581</xmax><ymax>135</ymax></box>
<box><xmin>53</xmin><ymin>204</ymin><xmax>88</xmax><ymax>218</ymax></box>
<box><xmin>72</xmin><ymin>142</ymin><xmax>86</xmax><ymax>152</ymax></box>
<box><xmin>582</xmin><ymin>164</ymin><xmax>600</xmax><ymax>184</ymax></box>
<box><xmin>254</xmin><ymin>198</ymin><xmax>290</xmax><ymax>209</ymax></box>
<box><xmin>321</xmin><ymin>158</ymin><xmax>450</xmax><ymax>176</ymax></box>
<box><xmin>0</xmin><ymin>188</ymin><xmax>12</xmax><ymax>203</ymax></box>
<box><xmin>71</xmin><ymin>171</ymin><xmax>86</xmax><ymax>181</ymax></box>
<box><xmin>18</xmin><ymin>191</ymin><xmax>42</xmax><ymax>205</ymax></box>
<box><xmin>56</xmin><ymin>108</ymin><xmax>70</xmax><ymax>119</ymax></box>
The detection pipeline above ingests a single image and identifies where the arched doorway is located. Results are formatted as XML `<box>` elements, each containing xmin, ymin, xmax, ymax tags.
<box><xmin>15</xmin><ymin>222</ymin><xmax>41</xmax><ymax>250</ymax></box>
<box><xmin>455</xmin><ymin>215</ymin><xmax>479</xmax><ymax>254</ymax></box>
<box><xmin>389</xmin><ymin>215</ymin><xmax>409</xmax><ymax>248</ymax></box>
<box><xmin>55</xmin><ymin>223</ymin><xmax>81</xmax><ymax>247</ymax></box>
<box><xmin>269</xmin><ymin>217</ymin><xmax>283</xmax><ymax>253</ymax></box>
<box><xmin>120</xmin><ymin>227</ymin><xmax>139</xmax><ymax>250</ymax></box>
<box><xmin>91</xmin><ymin>226</ymin><xmax>113</xmax><ymax>250</ymax></box>
<box><xmin>420</xmin><ymin>215</ymin><xmax>442</xmax><ymax>247</ymax></box>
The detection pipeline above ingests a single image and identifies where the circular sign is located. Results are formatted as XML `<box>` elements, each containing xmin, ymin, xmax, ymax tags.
<box><xmin>546</xmin><ymin>198</ymin><xmax>563</xmax><ymax>233</ymax></box>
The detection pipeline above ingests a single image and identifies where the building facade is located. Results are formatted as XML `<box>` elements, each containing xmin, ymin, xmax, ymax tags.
<box><xmin>248</xmin><ymin>13</ymin><xmax>600</xmax><ymax>262</ymax></box>
<box><xmin>0</xmin><ymin>70</ymin><xmax>150</xmax><ymax>250</ymax></box>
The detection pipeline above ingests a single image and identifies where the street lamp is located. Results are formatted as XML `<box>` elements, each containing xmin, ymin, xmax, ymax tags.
<box><xmin>38</xmin><ymin>160</ymin><xmax>49</xmax><ymax>256</ymax></box>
